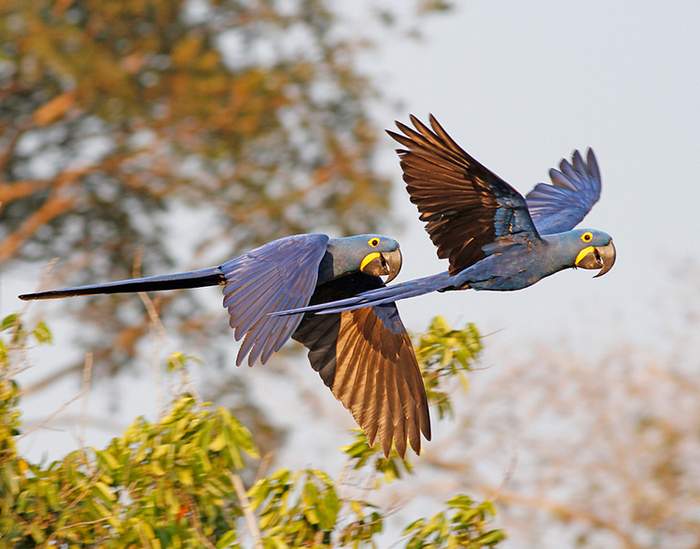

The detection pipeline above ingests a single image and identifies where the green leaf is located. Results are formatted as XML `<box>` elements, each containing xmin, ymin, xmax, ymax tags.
<box><xmin>1</xmin><ymin>313</ymin><xmax>19</xmax><ymax>332</ymax></box>
<box><xmin>177</xmin><ymin>468</ymin><xmax>194</xmax><ymax>486</ymax></box>
<box><xmin>94</xmin><ymin>480</ymin><xmax>116</xmax><ymax>502</ymax></box>
<box><xmin>475</xmin><ymin>530</ymin><xmax>507</xmax><ymax>544</ymax></box>
<box><xmin>166</xmin><ymin>352</ymin><xmax>187</xmax><ymax>372</ymax></box>
<box><xmin>318</xmin><ymin>486</ymin><xmax>340</xmax><ymax>530</ymax></box>
<box><xmin>32</xmin><ymin>321</ymin><xmax>53</xmax><ymax>344</ymax></box>
<box><xmin>166</xmin><ymin>352</ymin><xmax>202</xmax><ymax>372</ymax></box>
<box><xmin>216</xmin><ymin>530</ymin><xmax>238</xmax><ymax>548</ymax></box>
<box><xmin>97</xmin><ymin>449</ymin><xmax>121</xmax><ymax>471</ymax></box>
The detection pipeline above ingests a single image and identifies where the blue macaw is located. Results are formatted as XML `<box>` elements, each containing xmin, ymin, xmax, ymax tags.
<box><xmin>275</xmin><ymin>114</ymin><xmax>616</xmax><ymax>317</ymax></box>
<box><xmin>19</xmin><ymin>234</ymin><xmax>430</xmax><ymax>457</ymax></box>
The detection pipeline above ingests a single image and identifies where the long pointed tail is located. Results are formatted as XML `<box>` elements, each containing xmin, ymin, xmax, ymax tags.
<box><xmin>273</xmin><ymin>271</ymin><xmax>453</xmax><ymax>316</ymax></box>
<box><xmin>19</xmin><ymin>267</ymin><xmax>225</xmax><ymax>301</ymax></box>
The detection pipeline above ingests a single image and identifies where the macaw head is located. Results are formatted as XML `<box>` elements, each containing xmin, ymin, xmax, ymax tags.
<box><xmin>328</xmin><ymin>234</ymin><xmax>403</xmax><ymax>283</ymax></box>
<box><xmin>570</xmin><ymin>228</ymin><xmax>616</xmax><ymax>277</ymax></box>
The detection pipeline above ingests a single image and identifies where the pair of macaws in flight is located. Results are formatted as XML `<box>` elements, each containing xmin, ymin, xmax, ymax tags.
<box><xmin>21</xmin><ymin>115</ymin><xmax>616</xmax><ymax>458</ymax></box>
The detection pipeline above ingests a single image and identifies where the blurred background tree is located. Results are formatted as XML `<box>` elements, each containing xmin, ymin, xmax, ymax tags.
<box><xmin>399</xmin><ymin>271</ymin><xmax>700</xmax><ymax>548</ymax></box>
<box><xmin>0</xmin><ymin>0</ymin><xmax>449</xmax><ymax>444</ymax></box>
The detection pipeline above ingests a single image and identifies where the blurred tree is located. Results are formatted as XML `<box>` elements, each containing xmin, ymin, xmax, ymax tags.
<box><xmin>0</xmin><ymin>0</ymin><xmax>446</xmax><ymax>388</ymax></box>
<box><xmin>400</xmin><ymin>274</ymin><xmax>700</xmax><ymax>549</ymax></box>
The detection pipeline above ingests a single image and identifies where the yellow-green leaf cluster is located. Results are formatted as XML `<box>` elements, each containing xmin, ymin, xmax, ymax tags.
<box><xmin>343</xmin><ymin>430</ymin><xmax>414</xmax><ymax>486</ymax></box>
<box><xmin>247</xmin><ymin>467</ymin><xmax>385</xmax><ymax>548</ymax></box>
<box><xmin>1</xmin><ymin>315</ymin><xmax>504</xmax><ymax>547</ymax></box>
<box><xmin>1</xmin><ymin>391</ymin><xmax>257</xmax><ymax>546</ymax></box>
<box><xmin>404</xmin><ymin>494</ymin><xmax>505</xmax><ymax>548</ymax></box>
<box><xmin>417</xmin><ymin>317</ymin><xmax>483</xmax><ymax>419</ymax></box>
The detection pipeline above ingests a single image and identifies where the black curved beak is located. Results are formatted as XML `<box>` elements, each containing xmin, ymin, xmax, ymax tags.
<box><xmin>576</xmin><ymin>240</ymin><xmax>616</xmax><ymax>278</ymax></box>
<box><xmin>360</xmin><ymin>249</ymin><xmax>402</xmax><ymax>283</ymax></box>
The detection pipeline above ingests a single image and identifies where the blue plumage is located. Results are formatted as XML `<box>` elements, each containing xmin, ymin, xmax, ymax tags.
<box><xmin>526</xmin><ymin>149</ymin><xmax>601</xmax><ymax>234</ymax></box>
<box><xmin>276</xmin><ymin>115</ymin><xmax>616</xmax><ymax>317</ymax></box>
<box><xmin>19</xmin><ymin>231</ymin><xmax>428</xmax><ymax>457</ymax></box>
<box><xmin>221</xmin><ymin>234</ymin><xmax>329</xmax><ymax>365</ymax></box>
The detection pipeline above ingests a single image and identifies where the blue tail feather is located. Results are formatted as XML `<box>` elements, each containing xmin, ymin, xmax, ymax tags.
<box><xmin>272</xmin><ymin>271</ymin><xmax>453</xmax><ymax>316</ymax></box>
<box><xmin>19</xmin><ymin>267</ymin><xmax>224</xmax><ymax>300</ymax></box>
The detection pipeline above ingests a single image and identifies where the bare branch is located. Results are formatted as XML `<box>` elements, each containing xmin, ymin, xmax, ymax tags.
<box><xmin>0</xmin><ymin>187</ymin><xmax>76</xmax><ymax>262</ymax></box>
<box><xmin>477</xmin><ymin>485</ymin><xmax>640</xmax><ymax>549</ymax></box>
<box><xmin>230</xmin><ymin>473</ymin><xmax>263</xmax><ymax>549</ymax></box>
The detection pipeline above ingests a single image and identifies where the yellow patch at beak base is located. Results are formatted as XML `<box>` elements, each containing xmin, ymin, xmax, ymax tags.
<box><xmin>360</xmin><ymin>252</ymin><xmax>381</xmax><ymax>272</ymax></box>
<box><xmin>575</xmin><ymin>246</ymin><xmax>595</xmax><ymax>266</ymax></box>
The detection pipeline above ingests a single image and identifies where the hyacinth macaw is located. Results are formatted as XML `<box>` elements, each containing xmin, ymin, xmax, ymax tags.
<box><xmin>276</xmin><ymin>114</ymin><xmax>616</xmax><ymax>317</ymax></box>
<box><xmin>19</xmin><ymin>234</ymin><xmax>430</xmax><ymax>457</ymax></box>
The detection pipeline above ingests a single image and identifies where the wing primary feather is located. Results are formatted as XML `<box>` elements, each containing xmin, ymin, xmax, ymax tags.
<box><xmin>587</xmin><ymin>148</ymin><xmax>600</xmax><ymax>183</ymax></box>
<box><xmin>526</xmin><ymin>149</ymin><xmax>602</xmax><ymax>234</ymax></box>
<box><xmin>427</xmin><ymin>114</ymin><xmax>470</xmax><ymax>157</ymax></box>
<box><xmin>380</xmin><ymin>390</ymin><xmax>394</xmax><ymax>458</ymax></box>
<box><xmin>292</xmin><ymin>273</ymin><xmax>431</xmax><ymax>457</ymax></box>
<box><xmin>257</xmin><ymin>294</ymin><xmax>300</xmax><ymax>363</ymax></box>
<box><xmin>348</xmin><ymin>337</ymin><xmax>371</xmax><ymax>412</ymax></box>
<box><xmin>229</xmin><ymin>275</ymin><xmax>281</xmax><ymax>337</ymax></box>
<box><xmin>333</xmin><ymin>316</ymin><xmax>364</xmax><ymax>403</ymax></box>
<box><xmin>388</xmin><ymin>114</ymin><xmax>540</xmax><ymax>274</ymax></box>
<box><xmin>367</xmin><ymin>350</ymin><xmax>385</xmax><ymax>447</ymax></box>
<box><xmin>223</xmin><ymin>234</ymin><xmax>329</xmax><ymax>367</ymax></box>
<box><xmin>355</xmin><ymin>348</ymin><xmax>376</xmax><ymax>433</ymax></box>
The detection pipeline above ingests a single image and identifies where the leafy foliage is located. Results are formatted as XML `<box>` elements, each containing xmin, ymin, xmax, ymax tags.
<box><xmin>417</xmin><ymin>317</ymin><xmax>483</xmax><ymax>419</ymax></box>
<box><xmin>3</xmin><ymin>394</ymin><xmax>258</xmax><ymax>547</ymax></box>
<box><xmin>1</xmin><ymin>314</ymin><xmax>504</xmax><ymax>547</ymax></box>
<box><xmin>248</xmin><ymin>468</ymin><xmax>383</xmax><ymax>548</ymax></box>
<box><xmin>404</xmin><ymin>495</ymin><xmax>505</xmax><ymax>548</ymax></box>
<box><xmin>343</xmin><ymin>430</ymin><xmax>415</xmax><ymax>484</ymax></box>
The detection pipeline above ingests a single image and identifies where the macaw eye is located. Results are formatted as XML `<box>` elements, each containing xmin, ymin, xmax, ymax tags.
<box><xmin>368</xmin><ymin>238</ymin><xmax>380</xmax><ymax>247</ymax></box>
<box><xmin>581</xmin><ymin>232</ymin><xmax>593</xmax><ymax>243</ymax></box>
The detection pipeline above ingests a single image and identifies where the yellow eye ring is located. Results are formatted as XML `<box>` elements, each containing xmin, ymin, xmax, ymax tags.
<box><xmin>581</xmin><ymin>232</ymin><xmax>593</xmax><ymax>243</ymax></box>
<box><xmin>368</xmin><ymin>237</ymin><xmax>380</xmax><ymax>247</ymax></box>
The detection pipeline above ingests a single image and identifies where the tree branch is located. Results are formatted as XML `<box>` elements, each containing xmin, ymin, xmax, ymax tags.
<box><xmin>0</xmin><ymin>185</ymin><xmax>76</xmax><ymax>262</ymax></box>
<box><xmin>477</xmin><ymin>484</ymin><xmax>640</xmax><ymax>549</ymax></box>
<box><xmin>230</xmin><ymin>473</ymin><xmax>263</xmax><ymax>549</ymax></box>
<box><xmin>21</xmin><ymin>361</ymin><xmax>85</xmax><ymax>397</ymax></box>
<box><xmin>0</xmin><ymin>179</ymin><xmax>51</xmax><ymax>204</ymax></box>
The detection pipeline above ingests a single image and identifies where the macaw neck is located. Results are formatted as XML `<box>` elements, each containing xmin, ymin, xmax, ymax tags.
<box><xmin>540</xmin><ymin>232</ymin><xmax>583</xmax><ymax>270</ymax></box>
<box><xmin>317</xmin><ymin>239</ymin><xmax>356</xmax><ymax>284</ymax></box>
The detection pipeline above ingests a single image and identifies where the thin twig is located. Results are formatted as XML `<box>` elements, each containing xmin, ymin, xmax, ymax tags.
<box><xmin>132</xmin><ymin>249</ymin><xmax>168</xmax><ymax>411</ymax></box>
<box><xmin>475</xmin><ymin>484</ymin><xmax>640</xmax><ymax>549</ymax></box>
<box><xmin>255</xmin><ymin>452</ymin><xmax>274</xmax><ymax>482</ymax></box>
<box><xmin>230</xmin><ymin>473</ymin><xmax>263</xmax><ymax>549</ymax></box>
<box><xmin>78</xmin><ymin>352</ymin><xmax>94</xmax><ymax>449</ymax></box>
<box><xmin>22</xmin><ymin>414</ymin><xmax>123</xmax><ymax>433</ymax></box>
<box><xmin>18</xmin><ymin>353</ymin><xmax>95</xmax><ymax>440</ymax></box>
<box><xmin>53</xmin><ymin>516</ymin><xmax>111</xmax><ymax>532</ymax></box>
<box><xmin>181</xmin><ymin>493</ymin><xmax>218</xmax><ymax>549</ymax></box>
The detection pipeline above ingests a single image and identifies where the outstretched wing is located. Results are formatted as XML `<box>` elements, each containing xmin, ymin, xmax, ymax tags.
<box><xmin>292</xmin><ymin>273</ymin><xmax>431</xmax><ymax>458</ymax></box>
<box><xmin>389</xmin><ymin>114</ymin><xmax>540</xmax><ymax>275</ymax></box>
<box><xmin>525</xmin><ymin>148</ymin><xmax>601</xmax><ymax>235</ymax></box>
<box><xmin>222</xmin><ymin>234</ymin><xmax>329</xmax><ymax>366</ymax></box>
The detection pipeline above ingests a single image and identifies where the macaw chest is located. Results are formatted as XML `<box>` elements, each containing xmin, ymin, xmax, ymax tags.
<box><xmin>457</xmin><ymin>252</ymin><xmax>547</xmax><ymax>292</ymax></box>
<box><xmin>468</xmin><ymin>271</ymin><xmax>542</xmax><ymax>292</ymax></box>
